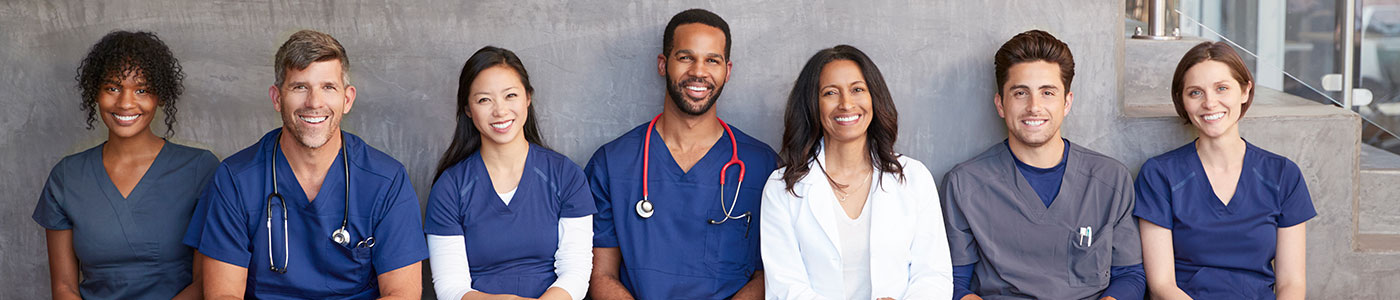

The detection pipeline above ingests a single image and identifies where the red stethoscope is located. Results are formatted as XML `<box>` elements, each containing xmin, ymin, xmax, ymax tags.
<box><xmin>637</xmin><ymin>113</ymin><xmax>751</xmax><ymax>226</ymax></box>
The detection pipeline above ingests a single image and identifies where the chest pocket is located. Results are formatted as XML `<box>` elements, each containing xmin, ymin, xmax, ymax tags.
<box><xmin>321</xmin><ymin>215</ymin><xmax>375</xmax><ymax>294</ymax></box>
<box><xmin>704</xmin><ymin>183</ymin><xmax>762</xmax><ymax>276</ymax></box>
<box><xmin>1065</xmin><ymin>227</ymin><xmax>1111</xmax><ymax>287</ymax></box>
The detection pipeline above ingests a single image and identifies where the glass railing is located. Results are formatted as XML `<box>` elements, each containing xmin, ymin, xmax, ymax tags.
<box><xmin>1127</xmin><ymin>0</ymin><xmax>1400</xmax><ymax>158</ymax></box>
<box><xmin>1356</xmin><ymin>3</ymin><xmax>1400</xmax><ymax>154</ymax></box>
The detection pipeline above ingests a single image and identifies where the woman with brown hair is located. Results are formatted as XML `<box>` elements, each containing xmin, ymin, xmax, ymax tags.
<box><xmin>1135</xmin><ymin>41</ymin><xmax>1314</xmax><ymax>299</ymax></box>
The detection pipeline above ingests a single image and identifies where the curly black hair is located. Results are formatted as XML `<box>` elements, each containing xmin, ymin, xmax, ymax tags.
<box><xmin>76</xmin><ymin>30</ymin><xmax>185</xmax><ymax>137</ymax></box>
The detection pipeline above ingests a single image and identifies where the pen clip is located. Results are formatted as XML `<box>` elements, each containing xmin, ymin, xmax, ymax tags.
<box><xmin>1077</xmin><ymin>226</ymin><xmax>1092</xmax><ymax>247</ymax></box>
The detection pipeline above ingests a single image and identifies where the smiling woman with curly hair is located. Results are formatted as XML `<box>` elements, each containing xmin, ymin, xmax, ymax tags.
<box><xmin>33</xmin><ymin>30</ymin><xmax>219</xmax><ymax>300</ymax></box>
<box><xmin>75</xmin><ymin>31</ymin><xmax>185</xmax><ymax>137</ymax></box>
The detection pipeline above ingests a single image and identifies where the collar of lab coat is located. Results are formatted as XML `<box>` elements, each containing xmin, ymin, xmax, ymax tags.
<box><xmin>799</xmin><ymin>140</ymin><xmax>910</xmax><ymax>267</ymax></box>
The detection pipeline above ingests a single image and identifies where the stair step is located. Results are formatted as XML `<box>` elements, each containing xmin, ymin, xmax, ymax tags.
<box><xmin>1362</xmin><ymin>143</ymin><xmax>1400</xmax><ymax>170</ymax></box>
<box><xmin>1359</xmin><ymin>144</ymin><xmax>1400</xmax><ymax>251</ymax></box>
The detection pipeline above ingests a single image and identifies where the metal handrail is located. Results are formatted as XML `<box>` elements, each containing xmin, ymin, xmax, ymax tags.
<box><xmin>1132</xmin><ymin>0</ymin><xmax>1181</xmax><ymax>40</ymax></box>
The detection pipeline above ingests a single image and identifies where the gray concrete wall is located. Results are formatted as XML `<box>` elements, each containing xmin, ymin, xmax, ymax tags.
<box><xmin>5</xmin><ymin>0</ymin><xmax>1376</xmax><ymax>299</ymax></box>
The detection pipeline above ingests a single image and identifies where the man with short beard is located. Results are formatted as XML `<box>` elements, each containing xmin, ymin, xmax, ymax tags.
<box><xmin>940</xmin><ymin>30</ymin><xmax>1146</xmax><ymax>300</ymax></box>
<box><xmin>185</xmin><ymin>30</ymin><xmax>426</xmax><ymax>299</ymax></box>
<box><xmin>585</xmin><ymin>8</ymin><xmax>777</xmax><ymax>300</ymax></box>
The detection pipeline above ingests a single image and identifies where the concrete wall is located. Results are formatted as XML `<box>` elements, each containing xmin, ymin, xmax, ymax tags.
<box><xmin>7</xmin><ymin>0</ymin><xmax>1376</xmax><ymax>299</ymax></box>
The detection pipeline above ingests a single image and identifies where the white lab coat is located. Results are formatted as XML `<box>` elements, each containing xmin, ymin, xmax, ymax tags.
<box><xmin>760</xmin><ymin>149</ymin><xmax>953</xmax><ymax>300</ymax></box>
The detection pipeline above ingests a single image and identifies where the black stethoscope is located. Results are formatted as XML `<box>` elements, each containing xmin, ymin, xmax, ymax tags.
<box><xmin>265</xmin><ymin>132</ymin><xmax>360</xmax><ymax>274</ymax></box>
<box><xmin>637</xmin><ymin>114</ymin><xmax>751</xmax><ymax>227</ymax></box>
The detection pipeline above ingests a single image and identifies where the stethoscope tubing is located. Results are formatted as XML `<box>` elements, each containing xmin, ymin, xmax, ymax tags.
<box><xmin>265</xmin><ymin>132</ymin><xmax>351</xmax><ymax>273</ymax></box>
<box><xmin>638</xmin><ymin>114</ymin><xmax>749</xmax><ymax>223</ymax></box>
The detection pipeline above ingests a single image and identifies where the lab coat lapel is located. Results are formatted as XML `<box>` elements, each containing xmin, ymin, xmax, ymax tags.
<box><xmin>869</xmin><ymin>167</ymin><xmax>912</xmax><ymax>297</ymax></box>
<box><xmin>805</xmin><ymin>145</ymin><xmax>843</xmax><ymax>258</ymax></box>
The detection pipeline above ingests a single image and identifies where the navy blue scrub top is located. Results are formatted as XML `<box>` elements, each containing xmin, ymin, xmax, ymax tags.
<box><xmin>1134</xmin><ymin>141</ymin><xmax>1316</xmax><ymax>299</ymax></box>
<box><xmin>586</xmin><ymin>122</ymin><xmax>777</xmax><ymax>299</ymax></box>
<box><xmin>424</xmin><ymin>143</ymin><xmax>596</xmax><ymax>297</ymax></box>
<box><xmin>33</xmin><ymin>141</ymin><xmax>219</xmax><ymax>300</ymax></box>
<box><xmin>186</xmin><ymin>129</ymin><xmax>428</xmax><ymax>299</ymax></box>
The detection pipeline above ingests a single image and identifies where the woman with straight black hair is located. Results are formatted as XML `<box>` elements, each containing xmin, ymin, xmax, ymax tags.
<box><xmin>760</xmin><ymin>45</ymin><xmax>952</xmax><ymax>299</ymax></box>
<box><xmin>34</xmin><ymin>30</ymin><xmax>218</xmax><ymax>300</ymax></box>
<box><xmin>425</xmin><ymin>46</ymin><xmax>595</xmax><ymax>300</ymax></box>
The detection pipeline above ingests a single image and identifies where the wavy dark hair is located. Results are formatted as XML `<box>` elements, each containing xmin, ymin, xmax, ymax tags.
<box><xmin>76</xmin><ymin>30</ymin><xmax>185</xmax><ymax>137</ymax></box>
<box><xmin>779</xmin><ymin>45</ymin><xmax>903</xmax><ymax>195</ymax></box>
<box><xmin>434</xmin><ymin>46</ymin><xmax>547</xmax><ymax>182</ymax></box>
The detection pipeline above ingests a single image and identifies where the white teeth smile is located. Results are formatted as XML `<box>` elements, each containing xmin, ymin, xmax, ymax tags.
<box><xmin>491</xmin><ymin>120</ymin><xmax>514</xmax><ymax>129</ymax></box>
<box><xmin>835</xmin><ymin>115</ymin><xmax>859</xmax><ymax>122</ymax></box>
<box><xmin>686</xmin><ymin>86</ymin><xmax>708</xmax><ymax>91</ymax></box>
<box><xmin>1203</xmin><ymin>112</ymin><xmax>1226</xmax><ymax>121</ymax></box>
<box><xmin>300</xmin><ymin>116</ymin><xmax>328</xmax><ymax>124</ymax></box>
<box><xmin>113</xmin><ymin>114</ymin><xmax>140</xmax><ymax>122</ymax></box>
<box><xmin>1023</xmin><ymin>120</ymin><xmax>1046</xmax><ymax>126</ymax></box>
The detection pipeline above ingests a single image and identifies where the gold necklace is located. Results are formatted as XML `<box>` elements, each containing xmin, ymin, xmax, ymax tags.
<box><xmin>817</xmin><ymin>160</ymin><xmax>871</xmax><ymax>203</ymax></box>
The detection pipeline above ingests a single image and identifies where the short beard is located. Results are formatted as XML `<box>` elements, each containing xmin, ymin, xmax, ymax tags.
<box><xmin>282</xmin><ymin>109</ymin><xmax>337</xmax><ymax>149</ymax></box>
<box><xmin>666</xmin><ymin>76</ymin><xmax>723</xmax><ymax>116</ymax></box>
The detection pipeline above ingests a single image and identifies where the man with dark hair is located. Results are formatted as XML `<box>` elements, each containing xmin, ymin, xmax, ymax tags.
<box><xmin>586</xmin><ymin>8</ymin><xmax>776</xmax><ymax>300</ymax></box>
<box><xmin>940</xmin><ymin>30</ymin><xmax>1146</xmax><ymax>300</ymax></box>
<box><xmin>186</xmin><ymin>29</ymin><xmax>427</xmax><ymax>299</ymax></box>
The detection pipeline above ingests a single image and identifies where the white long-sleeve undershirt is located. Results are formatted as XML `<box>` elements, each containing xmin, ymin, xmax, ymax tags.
<box><xmin>428</xmin><ymin>189</ymin><xmax>593</xmax><ymax>300</ymax></box>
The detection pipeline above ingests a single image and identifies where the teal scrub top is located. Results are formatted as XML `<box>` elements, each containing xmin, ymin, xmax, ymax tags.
<box><xmin>33</xmin><ymin>142</ymin><xmax>219</xmax><ymax>300</ymax></box>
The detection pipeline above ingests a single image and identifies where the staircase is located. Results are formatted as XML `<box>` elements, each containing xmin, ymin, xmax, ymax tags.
<box><xmin>1360</xmin><ymin>144</ymin><xmax>1400</xmax><ymax>251</ymax></box>
<box><xmin>1124</xmin><ymin>38</ymin><xmax>1400</xmax><ymax>297</ymax></box>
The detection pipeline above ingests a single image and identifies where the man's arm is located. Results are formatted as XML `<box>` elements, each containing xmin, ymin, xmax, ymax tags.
<box><xmin>941</xmin><ymin>171</ymin><xmax>981</xmax><ymax>299</ymax></box>
<box><xmin>198</xmin><ymin>164</ymin><xmax>253</xmax><ymax>300</ymax></box>
<box><xmin>1102</xmin><ymin>167</ymin><xmax>1146</xmax><ymax>300</ymax></box>
<box><xmin>371</xmin><ymin>168</ymin><xmax>428</xmax><ymax>300</ymax></box>
<box><xmin>203</xmin><ymin>256</ymin><xmax>248</xmax><ymax>300</ymax></box>
<box><xmin>376</xmin><ymin>262</ymin><xmax>422</xmax><ymax>300</ymax></box>
<box><xmin>730</xmin><ymin>270</ymin><xmax>764</xmax><ymax>300</ymax></box>
<box><xmin>588</xmin><ymin>247</ymin><xmax>634</xmax><ymax>300</ymax></box>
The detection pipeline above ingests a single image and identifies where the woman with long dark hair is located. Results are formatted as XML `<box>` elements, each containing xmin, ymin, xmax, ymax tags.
<box><xmin>759</xmin><ymin>45</ymin><xmax>952</xmax><ymax>299</ymax></box>
<box><xmin>34</xmin><ymin>30</ymin><xmax>218</xmax><ymax>300</ymax></box>
<box><xmin>1136</xmin><ymin>42</ymin><xmax>1313</xmax><ymax>299</ymax></box>
<box><xmin>425</xmin><ymin>46</ymin><xmax>595</xmax><ymax>300</ymax></box>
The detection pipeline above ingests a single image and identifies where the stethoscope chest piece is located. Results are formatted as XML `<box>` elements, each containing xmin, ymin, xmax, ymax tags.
<box><xmin>635</xmin><ymin>198</ymin><xmax>654</xmax><ymax>218</ymax></box>
<box><xmin>331</xmin><ymin>227</ymin><xmax>351</xmax><ymax>246</ymax></box>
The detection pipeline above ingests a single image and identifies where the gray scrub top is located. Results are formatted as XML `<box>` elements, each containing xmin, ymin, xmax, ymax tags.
<box><xmin>33</xmin><ymin>142</ymin><xmax>219</xmax><ymax>300</ymax></box>
<box><xmin>940</xmin><ymin>141</ymin><xmax>1141</xmax><ymax>300</ymax></box>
